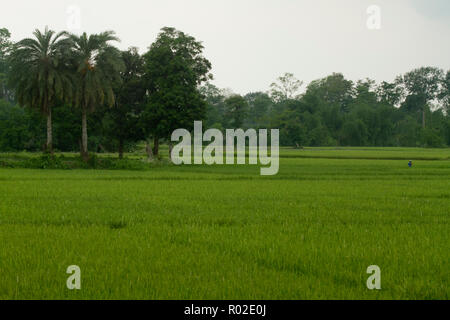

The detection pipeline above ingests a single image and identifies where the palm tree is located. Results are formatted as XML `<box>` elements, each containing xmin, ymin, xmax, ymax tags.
<box><xmin>68</xmin><ymin>31</ymin><xmax>124</xmax><ymax>161</ymax></box>
<box><xmin>8</xmin><ymin>27</ymin><xmax>72</xmax><ymax>154</ymax></box>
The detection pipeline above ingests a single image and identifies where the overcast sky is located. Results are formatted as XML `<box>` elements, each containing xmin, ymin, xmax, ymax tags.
<box><xmin>2</xmin><ymin>0</ymin><xmax>449</xmax><ymax>94</ymax></box>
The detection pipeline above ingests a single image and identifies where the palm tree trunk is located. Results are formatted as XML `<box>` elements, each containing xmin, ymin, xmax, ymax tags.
<box><xmin>46</xmin><ymin>108</ymin><xmax>53</xmax><ymax>155</ymax></box>
<box><xmin>81</xmin><ymin>107</ymin><xmax>89</xmax><ymax>161</ymax></box>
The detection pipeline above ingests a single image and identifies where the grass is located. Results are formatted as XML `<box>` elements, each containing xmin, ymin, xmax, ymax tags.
<box><xmin>0</xmin><ymin>147</ymin><xmax>449</xmax><ymax>299</ymax></box>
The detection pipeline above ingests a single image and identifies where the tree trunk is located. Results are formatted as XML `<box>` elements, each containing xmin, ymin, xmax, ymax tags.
<box><xmin>118</xmin><ymin>139</ymin><xmax>124</xmax><ymax>159</ymax></box>
<box><xmin>422</xmin><ymin>108</ymin><xmax>426</xmax><ymax>129</ymax></box>
<box><xmin>46</xmin><ymin>108</ymin><xmax>53</xmax><ymax>155</ymax></box>
<box><xmin>152</xmin><ymin>136</ymin><xmax>159</xmax><ymax>156</ymax></box>
<box><xmin>81</xmin><ymin>107</ymin><xmax>89</xmax><ymax>161</ymax></box>
<box><xmin>145</xmin><ymin>140</ymin><xmax>154</xmax><ymax>162</ymax></box>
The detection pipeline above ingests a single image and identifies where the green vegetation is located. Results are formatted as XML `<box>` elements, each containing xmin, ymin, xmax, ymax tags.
<box><xmin>0</xmin><ymin>24</ymin><xmax>449</xmax><ymax>301</ymax></box>
<box><xmin>0</xmin><ymin>148</ymin><xmax>448</xmax><ymax>299</ymax></box>
<box><xmin>1</xmin><ymin>26</ymin><xmax>450</xmax><ymax>159</ymax></box>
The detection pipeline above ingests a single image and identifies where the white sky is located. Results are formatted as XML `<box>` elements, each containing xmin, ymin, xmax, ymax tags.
<box><xmin>2</xmin><ymin>0</ymin><xmax>449</xmax><ymax>94</ymax></box>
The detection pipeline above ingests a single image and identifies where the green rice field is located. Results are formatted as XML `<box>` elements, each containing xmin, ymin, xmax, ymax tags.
<box><xmin>0</xmin><ymin>147</ymin><xmax>449</xmax><ymax>299</ymax></box>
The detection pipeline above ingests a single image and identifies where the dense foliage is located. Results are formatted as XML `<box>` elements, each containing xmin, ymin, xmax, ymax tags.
<box><xmin>205</xmin><ymin>72</ymin><xmax>450</xmax><ymax>148</ymax></box>
<box><xmin>0</xmin><ymin>27</ymin><xmax>449</xmax><ymax>156</ymax></box>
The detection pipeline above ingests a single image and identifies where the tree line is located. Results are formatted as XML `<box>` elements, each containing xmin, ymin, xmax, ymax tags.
<box><xmin>204</xmin><ymin>70</ymin><xmax>449</xmax><ymax>148</ymax></box>
<box><xmin>0</xmin><ymin>26</ymin><xmax>449</xmax><ymax>161</ymax></box>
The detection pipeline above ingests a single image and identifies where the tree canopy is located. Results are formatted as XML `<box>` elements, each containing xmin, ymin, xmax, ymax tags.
<box><xmin>1</xmin><ymin>26</ymin><xmax>449</xmax><ymax>157</ymax></box>
<box><xmin>141</xmin><ymin>27</ymin><xmax>212</xmax><ymax>155</ymax></box>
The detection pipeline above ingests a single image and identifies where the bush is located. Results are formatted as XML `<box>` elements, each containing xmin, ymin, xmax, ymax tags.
<box><xmin>24</xmin><ymin>154</ymin><xmax>69</xmax><ymax>169</ymax></box>
<box><xmin>0</xmin><ymin>152</ymin><xmax>174</xmax><ymax>170</ymax></box>
<box><xmin>420</xmin><ymin>128</ymin><xmax>446</xmax><ymax>148</ymax></box>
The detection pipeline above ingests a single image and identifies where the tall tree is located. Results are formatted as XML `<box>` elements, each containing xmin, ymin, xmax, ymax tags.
<box><xmin>8</xmin><ymin>27</ymin><xmax>72</xmax><ymax>154</ymax></box>
<box><xmin>306</xmin><ymin>73</ymin><xmax>354</xmax><ymax>113</ymax></box>
<box><xmin>354</xmin><ymin>78</ymin><xmax>377</xmax><ymax>106</ymax></box>
<box><xmin>400</xmin><ymin>67</ymin><xmax>444</xmax><ymax>128</ymax></box>
<box><xmin>68</xmin><ymin>31</ymin><xmax>124</xmax><ymax>160</ymax></box>
<box><xmin>244</xmin><ymin>92</ymin><xmax>273</xmax><ymax>128</ymax></box>
<box><xmin>439</xmin><ymin>70</ymin><xmax>450</xmax><ymax>115</ymax></box>
<box><xmin>142</xmin><ymin>27</ymin><xmax>212</xmax><ymax>157</ymax></box>
<box><xmin>224</xmin><ymin>94</ymin><xmax>249</xmax><ymax>128</ymax></box>
<box><xmin>0</xmin><ymin>28</ymin><xmax>12</xmax><ymax>102</ymax></box>
<box><xmin>376</xmin><ymin>79</ymin><xmax>404</xmax><ymax>107</ymax></box>
<box><xmin>269</xmin><ymin>72</ymin><xmax>303</xmax><ymax>103</ymax></box>
<box><xmin>106</xmin><ymin>47</ymin><xmax>146</xmax><ymax>159</ymax></box>
<box><xmin>200</xmin><ymin>83</ymin><xmax>227</xmax><ymax>130</ymax></box>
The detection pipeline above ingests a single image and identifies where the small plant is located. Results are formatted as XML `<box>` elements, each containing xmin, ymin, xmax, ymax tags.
<box><xmin>109</xmin><ymin>220</ymin><xmax>127</xmax><ymax>230</ymax></box>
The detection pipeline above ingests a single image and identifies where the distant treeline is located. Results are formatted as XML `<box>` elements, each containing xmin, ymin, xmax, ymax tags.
<box><xmin>203</xmin><ymin>70</ymin><xmax>450</xmax><ymax>148</ymax></box>
<box><xmin>0</xmin><ymin>27</ymin><xmax>449</xmax><ymax>159</ymax></box>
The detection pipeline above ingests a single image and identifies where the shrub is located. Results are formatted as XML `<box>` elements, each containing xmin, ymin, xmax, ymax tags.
<box><xmin>24</xmin><ymin>154</ymin><xmax>69</xmax><ymax>169</ymax></box>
